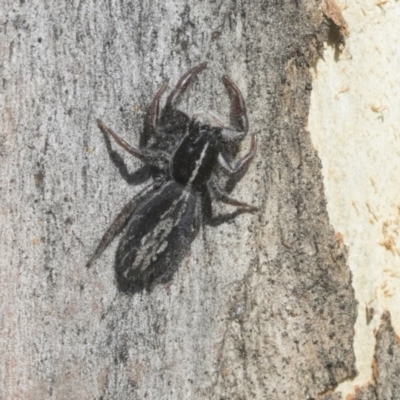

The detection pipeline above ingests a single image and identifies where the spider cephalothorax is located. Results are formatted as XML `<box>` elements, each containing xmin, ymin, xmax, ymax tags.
<box><xmin>87</xmin><ymin>62</ymin><xmax>257</xmax><ymax>293</ymax></box>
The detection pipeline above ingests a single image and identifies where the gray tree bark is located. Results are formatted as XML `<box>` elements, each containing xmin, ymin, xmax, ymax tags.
<box><xmin>353</xmin><ymin>312</ymin><xmax>400</xmax><ymax>400</ymax></box>
<box><xmin>1</xmin><ymin>1</ymin><xmax>359</xmax><ymax>399</ymax></box>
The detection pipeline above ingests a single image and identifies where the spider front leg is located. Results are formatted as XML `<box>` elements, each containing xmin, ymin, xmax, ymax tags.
<box><xmin>158</xmin><ymin>62</ymin><xmax>208</xmax><ymax>137</ymax></box>
<box><xmin>222</xmin><ymin>75</ymin><xmax>249</xmax><ymax>135</ymax></box>
<box><xmin>166</xmin><ymin>62</ymin><xmax>208</xmax><ymax>107</ymax></box>
<box><xmin>219</xmin><ymin>75</ymin><xmax>257</xmax><ymax>192</ymax></box>
<box><xmin>218</xmin><ymin>134</ymin><xmax>257</xmax><ymax>183</ymax></box>
<box><xmin>141</xmin><ymin>83</ymin><xmax>168</xmax><ymax>148</ymax></box>
<box><xmin>209</xmin><ymin>130</ymin><xmax>258</xmax><ymax>215</ymax></box>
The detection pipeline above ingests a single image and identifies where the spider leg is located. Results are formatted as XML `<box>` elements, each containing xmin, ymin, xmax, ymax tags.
<box><xmin>142</xmin><ymin>83</ymin><xmax>168</xmax><ymax>147</ymax></box>
<box><xmin>209</xmin><ymin>178</ymin><xmax>258</xmax><ymax>212</ymax></box>
<box><xmin>201</xmin><ymin>185</ymin><xmax>213</xmax><ymax>221</ymax></box>
<box><xmin>166</xmin><ymin>62</ymin><xmax>208</xmax><ymax>107</ymax></box>
<box><xmin>218</xmin><ymin>134</ymin><xmax>257</xmax><ymax>180</ymax></box>
<box><xmin>203</xmin><ymin>183</ymin><xmax>257</xmax><ymax>227</ymax></box>
<box><xmin>86</xmin><ymin>181</ymin><xmax>159</xmax><ymax>268</ymax></box>
<box><xmin>201</xmin><ymin>186</ymin><xmax>238</xmax><ymax>226</ymax></box>
<box><xmin>222</xmin><ymin>75</ymin><xmax>249</xmax><ymax>134</ymax></box>
<box><xmin>97</xmin><ymin>119</ymin><xmax>143</xmax><ymax>160</ymax></box>
<box><xmin>149</xmin><ymin>83</ymin><xmax>168</xmax><ymax>130</ymax></box>
<box><xmin>99</xmin><ymin>121</ymin><xmax>151</xmax><ymax>185</ymax></box>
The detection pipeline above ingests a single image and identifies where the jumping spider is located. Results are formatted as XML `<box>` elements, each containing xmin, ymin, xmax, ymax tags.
<box><xmin>87</xmin><ymin>62</ymin><xmax>257</xmax><ymax>293</ymax></box>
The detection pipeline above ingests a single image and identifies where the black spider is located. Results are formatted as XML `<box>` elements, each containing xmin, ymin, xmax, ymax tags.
<box><xmin>87</xmin><ymin>62</ymin><xmax>258</xmax><ymax>293</ymax></box>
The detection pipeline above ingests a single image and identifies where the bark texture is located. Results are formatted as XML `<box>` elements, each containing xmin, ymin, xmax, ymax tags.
<box><xmin>352</xmin><ymin>312</ymin><xmax>400</xmax><ymax>400</ymax></box>
<box><xmin>1</xmin><ymin>1</ymin><xmax>357</xmax><ymax>399</ymax></box>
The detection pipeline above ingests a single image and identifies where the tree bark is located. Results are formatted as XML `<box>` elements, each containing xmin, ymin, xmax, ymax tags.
<box><xmin>353</xmin><ymin>312</ymin><xmax>400</xmax><ymax>400</ymax></box>
<box><xmin>1</xmin><ymin>1</ymin><xmax>358</xmax><ymax>399</ymax></box>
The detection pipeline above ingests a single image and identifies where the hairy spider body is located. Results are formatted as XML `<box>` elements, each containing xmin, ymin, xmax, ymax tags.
<box><xmin>87</xmin><ymin>62</ymin><xmax>257</xmax><ymax>293</ymax></box>
<box><xmin>116</xmin><ymin>182</ymin><xmax>201</xmax><ymax>291</ymax></box>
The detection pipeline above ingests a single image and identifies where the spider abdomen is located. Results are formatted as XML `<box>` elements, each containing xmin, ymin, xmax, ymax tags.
<box><xmin>115</xmin><ymin>181</ymin><xmax>201</xmax><ymax>292</ymax></box>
